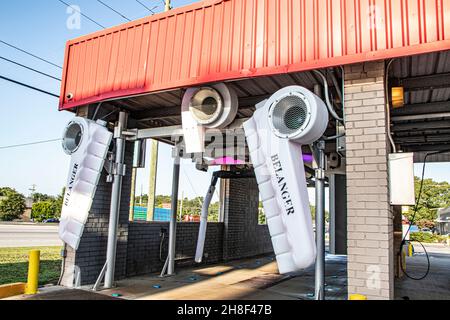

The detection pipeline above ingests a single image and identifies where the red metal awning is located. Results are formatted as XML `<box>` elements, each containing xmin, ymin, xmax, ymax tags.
<box><xmin>59</xmin><ymin>0</ymin><xmax>450</xmax><ymax>111</ymax></box>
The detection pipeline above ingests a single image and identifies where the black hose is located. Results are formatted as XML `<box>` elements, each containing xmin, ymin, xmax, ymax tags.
<box><xmin>399</xmin><ymin>149</ymin><xmax>450</xmax><ymax>280</ymax></box>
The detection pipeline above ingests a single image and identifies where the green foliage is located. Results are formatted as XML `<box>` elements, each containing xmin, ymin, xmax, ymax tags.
<box><xmin>32</xmin><ymin>193</ymin><xmax>55</xmax><ymax>203</ymax></box>
<box><xmin>31</xmin><ymin>188</ymin><xmax>65</xmax><ymax>222</ymax></box>
<box><xmin>178</xmin><ymin>197</ymin><xmax>220</xmax><ymax>222</ymax></box>
<box><xmin>405</xmin><ymin>177</ymin><xmax>450</xmax><ymax>223</ymax></box>
<box><xmin>32</xmin><ymin>201</ymin><xmax>57</xmax><ymax>222</ymax></box>
<box><xmin>52</xmin><ymin>188</ymin><xmax>65</xmax><ymax>217</ymax></box>
<box><xmin>410</xmin><ymin>232</ymin><xmax>447</xmax><ymax>244</ymax></box>
<box><xmin>416</xmin><ymin>219</ymin><xmax>436</xmax><ymax>229</ymax></box>
<box><xmin>0</xmin><ymin>188</ymin><xmax>26</xmax><ymax>221</ymax></box>
<box><xmin>0</xmin><ymin>187</ymin><xmax>16</xmax><ymax>196</ymax></box>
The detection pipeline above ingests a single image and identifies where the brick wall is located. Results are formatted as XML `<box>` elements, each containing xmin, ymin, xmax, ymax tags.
<box><xmin>126</xmin><ymin>173</ymin><xmax>273</xmax><ymax>277</ymax></box>
<box><xmin>344</xmin><ymin>61</ymin><xmax>395</xmax><ymax>300</ymax></box>
<box><xmin>61</xmin><ymin>150</ymin><xmax>273</xmax><ymax>286</ymax></box>
<box><xmin>222</xmin><ymin>175</ymin><xmax>273</xmax><ymax>260</ymax></box>
<box><xmin>126</xmin><ymin>222</ymin><xmax>224</xmax><ymax>276</ymax></box>
<box><xmin>61</xmin><ymin>142</ymin><xmax>133</xmax><ymax>287</ymax></box>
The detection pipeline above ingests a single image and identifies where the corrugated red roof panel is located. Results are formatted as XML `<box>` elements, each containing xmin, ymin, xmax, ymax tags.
<box><xmin>59</xmin><ymin>0</ymin><xmax>450</xmax><ymax>111</ymax></box>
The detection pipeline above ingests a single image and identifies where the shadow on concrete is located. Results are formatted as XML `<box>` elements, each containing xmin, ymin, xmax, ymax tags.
<box><xmin>395</xmin><ymin>247</ymin><xmax>450</xmax><ymax>300</ymax></box>
<box><xmin>95</xmin><ymin>254</ymin><xmax>348</xmax><ymax>301</ymax></box>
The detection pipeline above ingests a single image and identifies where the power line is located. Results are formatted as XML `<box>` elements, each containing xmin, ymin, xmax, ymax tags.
<box><xmin>0</xmin><ymin>40</ymin><xmax>62</xmax><ymax>69</ymax></box>
<box><xmin>135</xmin><ymin>0</ymin><xmax>158</xmax><ymax>14</ymax></box>
<box><xmin>0</xmin><ymin>75</ymin><xmax>60</xmax><ymax>98</ymax></box>
<box><xmin>0</xmin><ymin>139</ymin><xmax>62</xmax><ymax>150</ymax></box>
<box><xmin>57</xmin><ymin>0</ymin><xmax>106</xmax><ymax>29</ymax></box>
<box><xmin>0</xmin><ymin>56</ymin><xmax>61</xmax><ymax>81</ymax></box>
<box><xmin>96</xmin><ymin>0</ymin><xmax>131</xmax><ymax>21</ymax></box>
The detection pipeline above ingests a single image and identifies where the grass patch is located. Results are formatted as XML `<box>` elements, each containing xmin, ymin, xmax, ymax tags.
<box><xmin>0</xmin><ymin>247</ymin><xmax>62</xmax><ymax>286</ymax></box>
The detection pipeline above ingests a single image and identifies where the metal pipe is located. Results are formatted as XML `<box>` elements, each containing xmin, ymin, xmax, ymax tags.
<box><xmin>167</xmin><ymin>152</ymin><xmax>181</xmax><ymax>275</ymax></box>
<box><xmin>195</xmin><ymin>176</ymin><xmax>219</xmax><ymax>263</ymax></box>
<box><xmin>385</xmin><ymin>59</ymin><xmax>397</xmax><ymax>153</ymax></box>
<box><xmin>104</xmin><ymin>111</ymin><xmax>128</xmax><ymax>289</ymax></box>
<box><xmin>313</xmin><ymin>70</ymin><xmax>344</xmax><ymax>124</ymax></box>
<box><xmin>314</xmin><ymin>141</ymin><xmax>326</xmax><ymax>300</ymax></box>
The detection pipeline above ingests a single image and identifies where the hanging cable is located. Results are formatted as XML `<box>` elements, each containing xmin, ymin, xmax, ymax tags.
<box><xmin>0</xmin><ymin>39</ymin><xmax>62</xmax><ymax>69</ymax></box>
<box><xmin>0</xmin><ymin>138</ymin><xmax>62</xmax><ymax>150</ymax></box>
<box><xmin>0</xmin><ymin>75</ymin><xmax>60</xmax><ymax>98</ymax></box>
<box><xmin>135</xmin><ymin>0</ymin><xmax>158</xmax><ymax>14</ymax></box>
<box><xmin>57</xmin><ymin>0</ymin><xmax>106</xmax><ymax>29</ymax></box>
<box><xmin>385</xmin><ymin>59</ymin><xmax>397</xmax><ymax>153</ymax></box>
<box><xmin>0</xmin><ymin>56</ymin><xmax>61</xmax><ymax>81</ymax></box>
<box><xmin>96</xmin><ymin>0</ymin><xmax>131</xmax><ymax>21</ymax></box>
<box><xmin>400</xmin><ymin>149</ymin><xmax>450</xmax><ymax>281</ymax></box>
<box><xmin>313</xmin><ymin>70</ymin><xmax>344</xmax><ymax>124</ymax></box>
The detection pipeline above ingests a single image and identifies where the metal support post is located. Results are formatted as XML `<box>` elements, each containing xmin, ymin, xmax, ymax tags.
<box><xmin>104</xmin><ymin>111</ymin><xmax>128</xmax><ymax>289</ymax></box>
<box><xmin>167</xmin><ymin>149</ymin><xmax>181</xmax><ymax>276</ymax></box>
<box><xmin>314</xmin><ymin>140</ymin><xmax>326</xmax><ymax>300</ymax></box>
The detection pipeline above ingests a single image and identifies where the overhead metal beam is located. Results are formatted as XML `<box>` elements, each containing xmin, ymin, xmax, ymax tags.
<box><xmin>392</xmin><ymin>120</ymin><xmax>450</xmax><ymax>132</ymax></box>
<box><xmin>394</xmin><ymin>128</ymin><xmax>450</xmax><ymax>138</ymax></box>
<box><xmin>402</xmin><ymin>143</ymin><xmax>450</xmax><ymax>153</ymax></box>
<box><xmin>396</xmin><ymin>134</ymin><xmax>450</xmax><ymax>144</ymax></box>
<box><xmin>392</xmin><ymin>101</ymin><xmax>450</xmax><ymax>116</ymax></box>
<box><xmin>392</xmin><ymin>112</ymin><xmax>450</xmax><ymax>122</ymax></box>
<box><xmin>393</xmin><ymin>73</ymin><xmax>450</xmax><ymax>92</ymax></box>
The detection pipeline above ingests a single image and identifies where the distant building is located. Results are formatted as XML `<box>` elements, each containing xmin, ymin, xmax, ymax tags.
<box><xmin>436</xmin><ymin>208</ymin><xmax>450</xmax><ymax>236</ymax></box>
<box><xmin>22</xmin><ymin>197</ymin><xmax>34</xmax><ymax>221</ymax></box>
<box><xmin>161</xmin><ymin>203</ymin><xmax>171</xmax><ymax>210</ymax></box>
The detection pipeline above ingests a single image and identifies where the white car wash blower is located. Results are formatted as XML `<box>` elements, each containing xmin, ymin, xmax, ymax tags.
<box><xmin>59</xmin><ymin>117</ymin><xmax>113</xmax><ymax>250</ymax></box>
<box><xmin>181</xmin><ymin>83</ymin><xmax>238</xmax><ymax>154</ymax></box>
<box><xmin>243</xmin><ymin>86</ymin><xmax>329</xmax><ymax>274</ymax></box>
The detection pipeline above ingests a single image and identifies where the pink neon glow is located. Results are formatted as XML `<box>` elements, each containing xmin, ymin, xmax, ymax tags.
<box><xmin>211</xmin><ymin>157</ymin><xmax>245</xmax><ymax>165</ymax></box>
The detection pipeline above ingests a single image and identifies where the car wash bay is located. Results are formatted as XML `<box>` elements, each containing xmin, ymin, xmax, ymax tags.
<box><xmin>53</xmin><ymin>51</ymin><xmax>450</xmax><ymax>301</ymax></box>
<box><xmin>52</xmin><ymin>0</ymin><xmax>450</xmax><ymax>300</ymax></box>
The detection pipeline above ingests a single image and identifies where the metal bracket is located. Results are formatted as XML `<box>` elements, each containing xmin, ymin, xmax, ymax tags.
<box><xmin>113</xmin><ymin>163</ymin><xmax>127</xmax><ymax>176</ymax></box>
<box><xmin>315</xmin><ymin>168</ymin><xmax>325</xmax><ymax>180</ymax></box>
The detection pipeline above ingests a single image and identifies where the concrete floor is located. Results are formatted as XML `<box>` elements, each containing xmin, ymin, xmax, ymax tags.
<box><xmin>6</xmin><ymin>243</ymin><xmax>450</xmax><ymax>300</ymax></box>
<box><xmin>395</xmin><ymin>245</ymin><xmax>450</xmax><ymax>300</ymax></box>
<box><xmin>94</xmin><ymin>255</ymin><xmax>348</xmax><ymax>300</ymax></box>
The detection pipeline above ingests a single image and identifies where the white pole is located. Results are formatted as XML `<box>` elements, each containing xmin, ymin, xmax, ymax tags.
<box><xmin>104</xmin><ymin>111</ymin><xmax>128</xmax><ymax>289</ymax></box>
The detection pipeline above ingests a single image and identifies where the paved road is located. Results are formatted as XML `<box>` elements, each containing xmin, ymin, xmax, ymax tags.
<box><xmin>0</xmin><ymin>224</ymin><xmax>62</xmax><ymax>248</ymax></box>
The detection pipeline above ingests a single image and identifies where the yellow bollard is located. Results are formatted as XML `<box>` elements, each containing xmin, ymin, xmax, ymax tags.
<box><xmin>25</xmin><ymin>250</ymin><xmax>40</xmax><ymax>295</ymax></box>
<box><xmin>408</xmin><ymin>243</ymin><xmax>414</xmax><ymax>257</ymax></box>
<box><xmin>349</xmin><ymin>294</ymin><xmax>368</xmax><ymax>300</ymax></box>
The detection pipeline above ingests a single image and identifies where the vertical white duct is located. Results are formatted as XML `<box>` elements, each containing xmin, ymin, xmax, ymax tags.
<box><xmin>243</xmin><ymin>86</ymin><xmax>329</xmax><ymax>274</ymax></box>
<box><xmin>59</xmin><ymin>117</ymin><xmax>113</xmax><ymax>250</ymax></box>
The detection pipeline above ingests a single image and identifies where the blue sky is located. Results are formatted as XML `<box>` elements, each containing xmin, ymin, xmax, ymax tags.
<box><xmin>0</xmin><ymin>0</ymin><xmax>208</xmax><ymax>199</ymax></box>
<box><xmin>0</xmin><ymin>0</ymin><xmax>449</xmax><ymax>205</ymax></box>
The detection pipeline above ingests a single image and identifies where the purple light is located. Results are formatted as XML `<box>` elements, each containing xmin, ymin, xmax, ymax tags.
<box><xmin>303</xmin><ymin>154</ymin><xmax>314</xmax><ymax>163</ymax></box>
<box><xmin>211</xmin><ymin>157</ymin><xmax>245</xmax><ymax>166</ymax></box>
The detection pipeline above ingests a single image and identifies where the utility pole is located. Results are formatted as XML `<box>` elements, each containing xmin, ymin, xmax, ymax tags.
<box><xmin>129</xmin><ymin>168</ymin><xmax>137</xmax><ymax>221</ymax></box>
<box><xmin>29</xmin><ymin>184</ymin><xmax>37</xmax><ymax>201</ymax></box>
<box><xmin>146</xmin><ymin>140</ymin><xmax>159</xmax><ymax>221</ymax></box>
<box><xmin>147</xmin><ymin>0</ymin><xmax>172</xmax><ymax>222</ymax></box>
<box><xmin>165</xmin><ymin>0</ymin><xmax>171</xmax><ymax>12</ymax></box>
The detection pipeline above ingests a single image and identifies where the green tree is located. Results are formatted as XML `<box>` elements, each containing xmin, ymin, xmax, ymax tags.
<box><xmin>405</xmin><ymin>177</ymin><xmax>450</xmax><ymax>227</ymax></box>
<box><xmin>32</xmin><ymin>193</ymin><xmax>55</xmax><ymax>203</ymax></box>
<box><xmin>51</xmin><ymin>188</ymin><xmax>65</xmax><ymax>218</ymax></box>
<box><xmin>0</xmin><ymin>188</ymin><xmax>26</xmax><ymax>221</ymax></box>
<box><xmin>32</xmin><ymin>201</ymin><xmax>56</xmax><ymax>222</ymax></box>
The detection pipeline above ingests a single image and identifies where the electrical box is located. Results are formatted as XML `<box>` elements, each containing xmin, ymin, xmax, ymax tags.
<box><xmin>388</xmin><ymin>153</ymin><xmax>416</xmax><ymax>206</ymax></box>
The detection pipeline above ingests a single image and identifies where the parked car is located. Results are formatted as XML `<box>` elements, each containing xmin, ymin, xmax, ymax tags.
<box><xmin>43</xmin><ymin>218</ymin><xmax>60</xmax><ymax>224</ymax></box>
<box><xmin>409</xmin><ymin>225</ymin><xmax>420</xmax><ymax>233</ymax></box>
<box><xmin>421</xmin><ymin>228</ymin><xmax>433</xmax><ymax>234</ymax></box>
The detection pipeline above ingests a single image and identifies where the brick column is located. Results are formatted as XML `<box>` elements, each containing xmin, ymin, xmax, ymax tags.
<box><xmin>222</xmin><ymin>169</ymin><xmax>273</xmax><ymax>260</ymax></box>
<box><xmin>344</xmin><ymin>61</ymin><xmax>395</xmax><ymax>300</ymax></box>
